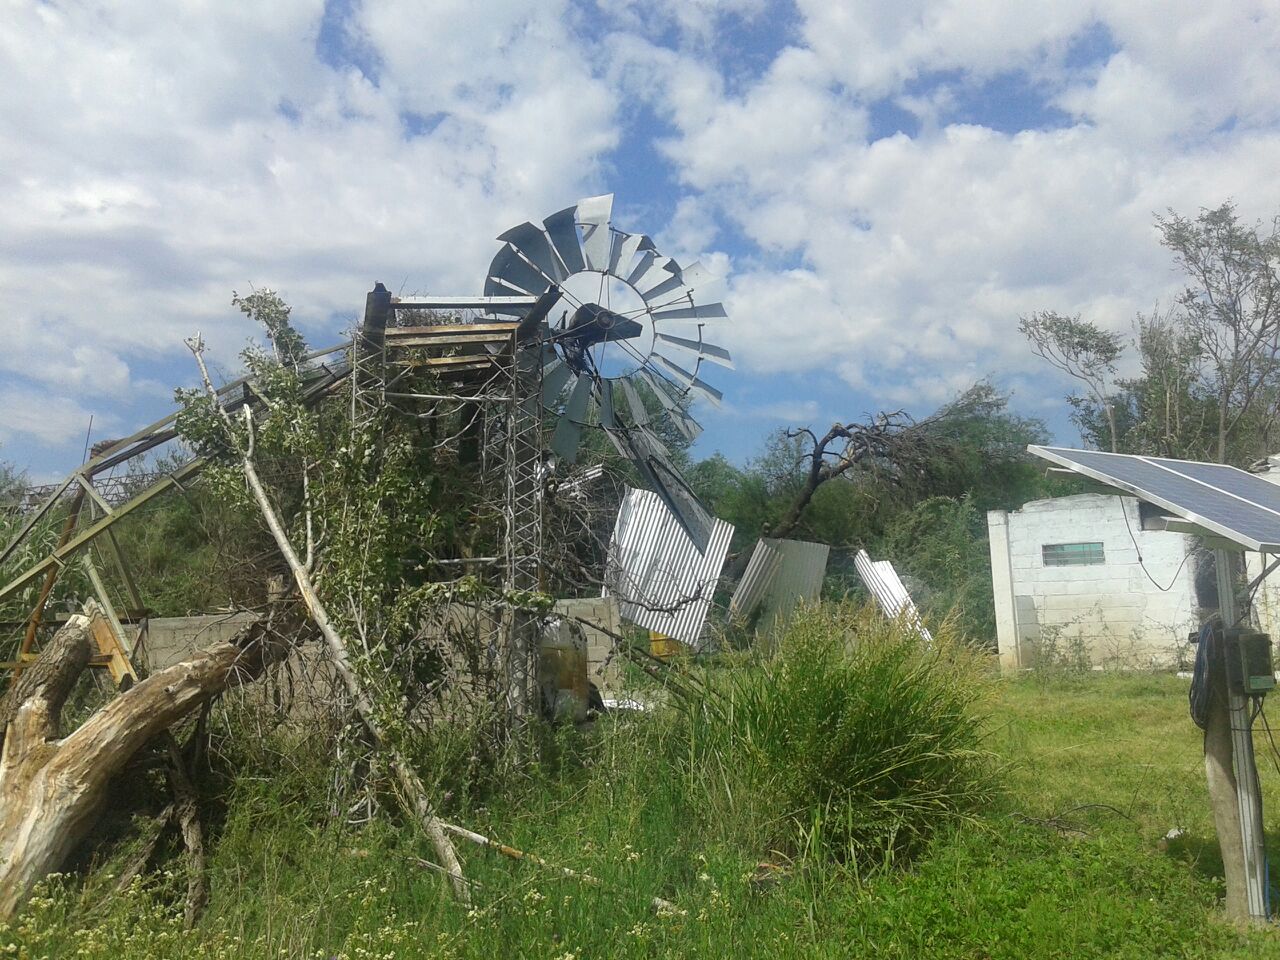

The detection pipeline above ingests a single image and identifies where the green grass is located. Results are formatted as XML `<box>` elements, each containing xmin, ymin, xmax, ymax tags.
<box><xmin>5</xmin><ymin>645</ymin><xmax>1280</xmax><ymax>957</ymax></box>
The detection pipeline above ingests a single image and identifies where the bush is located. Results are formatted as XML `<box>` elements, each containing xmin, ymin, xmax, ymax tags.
<box><xmin>673</xmin><ymin>603</ymin><xmax>997</xmax><ymax>872</ymax></box>
<box><xmin>878</xmin><ymin>495</ymin><xmax>996</xmax><ymax>644</ymax></box>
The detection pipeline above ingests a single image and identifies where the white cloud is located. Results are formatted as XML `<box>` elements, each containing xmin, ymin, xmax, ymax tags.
<box><xmin>0</xmin><ymin>386</ymin><xmax>104</xmax><ymax>447</ymax></box>
<box><xmin>2</xmin><ymin>0</ymin><xmax>1279</xmax><ymax>475</ymax></box>
<box><xmin>0</xmin><ymin>0</ymin><xmax>624</xmax><ymax>471</ymax></box>
<box><xmin>628</xmin><ymin>2</ymin><xmax>1280</xmax><ymax>412</ymax></box>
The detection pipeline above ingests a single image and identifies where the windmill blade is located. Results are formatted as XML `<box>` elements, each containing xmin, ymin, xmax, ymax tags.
<box><xmin>515</xmin><ymin>287</ymin><xmax>562</xmax><ymax>343</ymax></box>
<box><xmin>598</xmin><ymin>382</ymin><xmax>669</xmax><ymax>467</ymax></box>
<box><xmin>597</xmin><ymin>379</ymin><xmax>617</xmax><ymax>430</ymax></box>
<box><xmin>632</xmin><ymin>420</ymin><xmax>670</xmax><ymax>457</ymax></box>
<box><xmin>498</xmin><ymin>221</ymin><xmax>566</xmax><ymax>284</ymax></box>
<box><xmin>487</xmin><ymin>244</ymin><xmax>551</xmax><ymax>297</ymax></box>
<box><xmin>481</xmin><ymin>275</ymin><xmax>543</xmax><ymax>314</ymax></box>
<box><xmin>624</xmin><ymin>249</ymin><xmax>659</xmax><ymax>287</ymax></box>
<box><xmin>638</xmin><ymin>368</ymin><xmax>704</xmax><ymax>441</ymax></box>
<box><xmin>577</xmin><ymin>194</ymin><xmax>614</xmax><ymax>272</ymax></box>
<box><xmin>622</xmin><ymin>429</ymin><xmax>714</xmax><ymax>553</ymax></box>
<box><xmin>646</xmin><ymin>455</ymin><xmax>714</xmax><ymax>553</ymax></box>
<box><xmin>541</xmin><ymin>356</ymin><xmax>573</xmax><ymax>406</ymax></box>
<box><xmin>639</xmin><ymin>273</ymin><xmax>688</xmax><ymax>304</ymax></box>
<box><xmin>650</xmin><ymin>302</ymin><xmax>728</xmax><ymax>322</ymax></box>
<box><xmin>543</xmin><ymin>205</ymin><xmax>586</xmax><ymax>276</ymax></box>
<box><xmin>617</xmin><ymin>377</ymin><xmax>652</xmax><ymax>427</ymax></box>
<box><xmin>631</xmin><ymin>257</ymin><xmax>680</xmax><ymax>298</ymax></box>
<box><xmin>609</xmin><ymin>232</ymin><xmax>654</xmax><ymax>278</ymax></box>
<box><xmin>576</xmin><ymin>193</ymin><xmax>613</xmax><ymax>222</ymax></box>
<box><xmin>652</xmin><ymin>355</ymin><xmax>724</xmax><ymax>406</ymax></box>
<box><xmin>599</xmin><ymin>424</ymin><xmax>630</xmax><ymax>458</ymax></box>
<box><xmin>643</xmin><ymin>261</ymin><xmax>713</xmax><ymax>304</ymax></box>
<box><xmin>550</xmin><ymin>373</ymin><xmax>593</xmax><ymax>463</ymax></box>
<box><xmin>654</xmin><ymin>332</ymin><xmax>735</xmax><ymax>369</ymax></box>
<box><xmin>676</xmin><ymin>260</ymin><xmax>712</xmax><ymax>291</ymax></box>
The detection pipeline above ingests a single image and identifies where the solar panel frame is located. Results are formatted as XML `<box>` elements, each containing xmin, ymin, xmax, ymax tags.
<box><xmin>1028</xmin><ymin>445</ymin><xmax>1280</xmax><ymax>553</ymax></box>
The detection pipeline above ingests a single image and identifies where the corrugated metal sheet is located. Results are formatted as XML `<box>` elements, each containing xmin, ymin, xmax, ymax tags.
<box><xmin>603</xmin><ymin>487</ymin><xmax>734</xmax><ymax>647</ymax></box>
<box><xmin>728</xmin><ymin>540</ymin><xmax>782</xmax><ymax>619</ymax></box>
<box><xmin>729</xmin><ymin>538</ymin><xmax>829</xmax><ymax>638</ymax></box>
<box><xmin>854</xmin><ymin>549</ymin><xmax>933</xmax><ymax>642</ymax></box>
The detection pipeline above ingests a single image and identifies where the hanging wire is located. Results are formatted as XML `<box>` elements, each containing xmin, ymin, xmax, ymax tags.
<box><xmin>1119</xmin><ymin>499</ymin><xmax>1197</xmax><ymax>591</ymax></box>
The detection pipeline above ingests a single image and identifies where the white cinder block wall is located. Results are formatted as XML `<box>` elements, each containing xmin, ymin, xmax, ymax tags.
<box><xmin>988</xmin><ymin>494</ymin><xmax>1197</xmax><ymax>672</ymax></box>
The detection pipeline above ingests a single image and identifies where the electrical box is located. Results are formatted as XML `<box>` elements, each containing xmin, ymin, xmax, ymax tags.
<box><xmin>1224</xmin><ymin>628</ymin><xmax>1276</xmax><ymax>695</ymax></box>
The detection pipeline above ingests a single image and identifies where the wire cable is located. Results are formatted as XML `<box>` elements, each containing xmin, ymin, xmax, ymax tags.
<box><xmin>1120</xmin><ymin>499</ymin><xmax>1196</xmax><ymax>591</ymax></box>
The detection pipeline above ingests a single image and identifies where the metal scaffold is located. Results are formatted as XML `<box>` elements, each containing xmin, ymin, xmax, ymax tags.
<box><xmin>372</xmin><ymin>289</ymin><xmax>549</xmax><ymax>721</ymax></box>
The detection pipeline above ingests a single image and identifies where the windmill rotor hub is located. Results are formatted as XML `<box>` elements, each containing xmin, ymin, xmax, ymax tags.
<box><xmin>566</xmin><ymin>303</ymin><xmax>644</xmax><ymax>347</ymax></box>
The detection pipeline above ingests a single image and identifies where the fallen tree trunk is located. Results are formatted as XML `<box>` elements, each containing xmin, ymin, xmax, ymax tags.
<box><xmin>0</xmin><ymin>611</ymin><xmax>273</xmax><ymax>920</ymax></box>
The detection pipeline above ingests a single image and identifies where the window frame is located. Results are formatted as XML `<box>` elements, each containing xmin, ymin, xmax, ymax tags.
<box><xmin>1041</xmin><ymin>541</ymin><xmax>1106</xmax><ymax>567</ymax></box>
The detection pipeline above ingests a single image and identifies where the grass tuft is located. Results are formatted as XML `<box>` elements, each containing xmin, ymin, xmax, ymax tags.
<box><xmin>671</xmin><ymin>603</ymin><xmax>998</xmax><ymax>870</ymax></box>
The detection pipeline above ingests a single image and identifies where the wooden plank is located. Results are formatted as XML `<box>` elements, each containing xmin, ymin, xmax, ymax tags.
<box><xmin>385</xmin><ymin>333</ymin><xmax>513</xmax><ymax>350</ymax></box>
<box><xmin>390</xmin><ymin>356</ymin><xmax>499</xmax><ymax>371</ymax></box>
<box><xmin>88</xmin><ymin>613</ymin><xmax>138</xmax><ymax>686</ymax></box>
<box><xmin>387</xmin><ymin>322</ymin><xmax>519</xmax><ymax>337</ymax></box>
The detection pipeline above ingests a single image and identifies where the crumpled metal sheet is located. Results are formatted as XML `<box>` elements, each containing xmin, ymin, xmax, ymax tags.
<box><xmin>854</xmin><ymin>549</ymin><xmax>932</xmax><ymax>642</ymax></box>
<box><xmin>602</xmin><ymin>487</ymin><xmax>734</xmax><ymax>647</ymax></box>
<box><xmin>729</xmin><ymin>538</ymin><xmax>830</xmax><ymax>638</ymax></box>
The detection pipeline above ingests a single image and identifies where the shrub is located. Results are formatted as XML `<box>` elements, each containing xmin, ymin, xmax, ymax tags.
<box><xmin>673</xmin><ymin>603</ymin><xmax>997</xmax><ymax>872</ymax></box>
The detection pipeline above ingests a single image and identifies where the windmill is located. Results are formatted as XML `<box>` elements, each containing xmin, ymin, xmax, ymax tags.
<box><xmin>486</xmin><ymin>194</ymin><xmax>731</xmax><ymax>551</ymax></box>
<box><xmin>0</xmin><ymin>194</ymin><xmax>731</xmax><ymax>720</ymax></box>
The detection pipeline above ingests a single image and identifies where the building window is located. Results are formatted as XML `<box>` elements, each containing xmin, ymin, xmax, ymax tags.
<box><xmin>1042</xmin><ymin>542</ymin><xmax>1105</xmax><ymax>566</ymax></box>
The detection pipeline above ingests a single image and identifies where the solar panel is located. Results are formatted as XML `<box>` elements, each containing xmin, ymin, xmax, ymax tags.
<box><xmin>1028</xmin><ymin>446</ymin><xmax>1280</xmax><ymax>552</ymax></box>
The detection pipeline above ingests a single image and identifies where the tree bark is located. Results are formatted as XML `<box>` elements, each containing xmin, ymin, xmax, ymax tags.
<box><xmin>0</xmin><ymin>613</ymin><xmax>273</xmax><ymax>920</ymax></box>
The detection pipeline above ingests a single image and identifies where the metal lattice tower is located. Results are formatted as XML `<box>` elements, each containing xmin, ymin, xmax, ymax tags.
<box><xmin>372</xmin><ymin>290</ymin><xmax>546</xmax><ymax>721</ymax></box>
<box><xmin>502</xmin><ymin>343</ymin><xmax>545</xmax><ymax>715</ymax></box>
<box><xmin>351</xmin><ymin>283</ymin><xmax>390</xmax><ymax>431</ymax></box>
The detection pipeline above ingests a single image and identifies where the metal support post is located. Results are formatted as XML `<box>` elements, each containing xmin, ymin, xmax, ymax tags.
<box><xmin>352</xmin><ymin>283</ymin><xmax>390</xmax><ymax>429</ymax></box>
<box><xmin>1214</xmin><ymin>546</ymin><xmax>1268</xmax><ymax>920</ymax></box>
<box><xmin>502</xmin><ymin>339</ymin><xmax>544</xmax><ymax>719</ymax></box>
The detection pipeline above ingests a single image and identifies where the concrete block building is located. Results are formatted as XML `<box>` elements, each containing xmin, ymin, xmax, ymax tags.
<box><xmin>987</xmin><ymin>494</ymin><xmax>1199</xmax><ymax>672</ymax></box>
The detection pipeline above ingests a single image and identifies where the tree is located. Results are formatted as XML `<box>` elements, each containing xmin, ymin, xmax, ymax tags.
<box><xmin>714</xmin><ymin>383</ymin><xmax>1049</xmax><ymax>571</ymax></box>
<box><xmin>1156</xmin><ymin>203</ymin><xmax>1280</xmax><ymax>464</ymax></box>
<box><xmin>177</xmin><ymin>292</ymin><xmax>469</xmax><ymax>900</ymax></box>
<box><xmin>1071</xmin><ymin>309</ymin><xmax>1213</xmax><ymax>460</ymax></box>
<box><xmin>1019</xmin><ymin>311</ymin><xmax>1124</xmax><ymax>452</ymax></box>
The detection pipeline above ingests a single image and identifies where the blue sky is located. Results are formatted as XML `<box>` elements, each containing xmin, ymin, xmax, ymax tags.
<box><xmin>2</xmin><ymin>0</ymin><xmax>1280</xmax><ymax>480</ymax></box>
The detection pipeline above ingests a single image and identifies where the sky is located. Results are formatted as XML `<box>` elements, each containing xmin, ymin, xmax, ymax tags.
<box><xmin>2</xmin><ymin>0</ymin><xmax>1280</xmax><ymax>481</ymax></box>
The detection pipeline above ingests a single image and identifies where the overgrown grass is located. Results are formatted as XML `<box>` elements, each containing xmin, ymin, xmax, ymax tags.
<box><xmin>3</xmin><ymin>609</ymin><xmax>1279</xmax><ymax>958</ymax></box>
<box><xmin>670</xmin><ymin>604</ymin><xmax>997</xmax><ymax>869</ymax></box>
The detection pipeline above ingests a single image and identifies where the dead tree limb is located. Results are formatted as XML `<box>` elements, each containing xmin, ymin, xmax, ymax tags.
<box><xmin>0</xmin><ymin>613</ymin><xmax>274</xmax><ymax>920</ymax></box>
<box><xmin>165</xmin><ymin>736</ymin><xmax>207</xmax><ymax>928</ymax></box>
<box><xmin>184</xmin><ymin>335</ymin><xmax>468</xmax><ymax>903</ymax></box>
<box><xmin>440</xmin><ymin>820</ymin><xmax>682</xmax><ymax>915</ymax></box>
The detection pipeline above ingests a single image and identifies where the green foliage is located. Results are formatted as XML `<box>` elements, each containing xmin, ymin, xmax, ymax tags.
<box><xmin>1019</xmin><ymin>310</ymin><xmax>1124</xmax><ymax>450</ymax></box>
<box><xmin>1037</xmin><ymin>202</ymin><xmax>1280</xmax><ymax>467</ymax></box>
<box><xmin>919</xmin><ymin>381</ymin><xmax>1051</xmax><ymax>512</ymax></box>
<box><xmin>879</xmin><ymin>496</ymin><xmax>994</xmax><ymax>642</ymax></box>
<box><xmin>672</xmin><ymin>605</ymin><xmax>997</xmax><ymax>870</ymax></box>
<box><xmin>5</xmin><ymin>664</ymin><xmax>1275</xmax><ymax>959</ymax></box>
<box><xmin>232</xmin><ymin>288</ymin><xmax>309</xmax><ymax>370</ymax></box>
<box><xmin>1019</xmin><ymin>311</ymin><xmax>1124</xmax><ymax>373</ymax></box>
